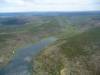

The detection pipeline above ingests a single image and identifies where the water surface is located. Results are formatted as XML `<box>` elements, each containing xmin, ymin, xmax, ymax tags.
<box><xmin>0</xmin><ymin>37</ymin><xmax>57</xmax><ymax>75</ymax></box>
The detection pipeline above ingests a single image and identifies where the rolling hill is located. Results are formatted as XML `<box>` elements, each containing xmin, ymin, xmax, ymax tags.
<box><xmin>32</xmin><ymin>27</ymin><xmax>100</xmax><ymax>75</ymax></box>
<box><xmin>0</xmin><ymin>13</ymin><xmax>100</xmax><ymax>74</ymax></box>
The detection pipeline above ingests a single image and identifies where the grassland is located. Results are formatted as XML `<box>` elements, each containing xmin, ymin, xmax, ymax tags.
<box><xmin>32</xmin><ymin>27</ymin><xmax>100</xmax><ymax>75</ymax></box>
<box><xmin>0</xmin><ymin>16</ymin><xmax>66</xmax><ymax>67</ymax></box>
<box><xmin>0</xmin><ymin>15</ymin><xmax>100</xmax><ymax>75</ymax></box>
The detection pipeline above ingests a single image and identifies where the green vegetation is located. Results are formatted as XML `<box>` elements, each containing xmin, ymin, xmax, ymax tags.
<box><xmin>61</xmin><ymin>27</ymin><xmax>100</xmax><ymax>58</ymax></box>
<box><xmin>32</xmin><ymin>27</ymin><xmax>100</xmax><ymax>75</ymax></box>
<box><xmin>0</xmin><ymin>34</ymin><xmax>14</xmax><ymax>47</ymax></box>
<box><xmin>0</xmin><ymin>16</ymin><xmax>66</xmax><ymax>67</ymax></box>
<box><xmin>0</xmin><ymin>15</ymin><xmax>100</xmax><ymax>75</ymax></box>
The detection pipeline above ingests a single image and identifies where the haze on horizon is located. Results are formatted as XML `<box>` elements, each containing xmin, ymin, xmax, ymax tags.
<box><xmin>0</xmin><ymin>0</ymin><xmax>100</xmax><ymax>12</ymax></box>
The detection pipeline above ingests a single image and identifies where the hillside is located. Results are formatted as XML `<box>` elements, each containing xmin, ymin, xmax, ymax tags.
<box><xmin>0</xmin><ymin>14</ymin><xmax>100</xmax><ymax>71</ymax></box>
<box><xmin>0</xmin><ymin>16</ymin><xmax>64</xmax><ymax>67</ymax></box>
<box><xmin>32</xmin><ymin>27</ymin><xmax>100</xmax><ymax>75</ymax></box>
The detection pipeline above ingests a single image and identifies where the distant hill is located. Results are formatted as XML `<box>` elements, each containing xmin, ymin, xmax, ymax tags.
<box><xmin>0</xmin><ymin>11</ymin><xmax>100</xmax><ymax>16</ymax></box>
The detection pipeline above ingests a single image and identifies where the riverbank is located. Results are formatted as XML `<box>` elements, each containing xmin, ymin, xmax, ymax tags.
<box><xmin>32</xmin><ymin>27</ymin><xmax>100</xmax><ymax>75</ymax></box>
<box><xmin>0</xmin><ymin>37</ymin><xmax>57</xmax><ymax>75</ymax></box>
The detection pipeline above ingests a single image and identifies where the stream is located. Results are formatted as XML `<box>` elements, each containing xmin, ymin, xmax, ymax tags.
<box><xmin>0</xmin><ymin>37</ymin><xmax>57</xmax><ymax>75</ymax></box>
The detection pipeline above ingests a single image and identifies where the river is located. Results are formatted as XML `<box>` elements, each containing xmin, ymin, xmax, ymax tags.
<box><xmin>0</xmin><ymin>37</ymin><xmax>57</xmax><ymax>75</ymax></box>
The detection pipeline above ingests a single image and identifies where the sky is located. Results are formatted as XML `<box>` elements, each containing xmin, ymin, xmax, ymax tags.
<box><xmin>0</xmin><ymin>0</ymin><xmax>100</xmax><ymax>12</ymax></box>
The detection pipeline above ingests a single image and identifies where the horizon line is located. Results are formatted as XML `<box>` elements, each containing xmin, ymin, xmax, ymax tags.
<box><xmin>0</xmin><ymin>10</ymin><xmax>100</xmax><ymax>13</ymax></box>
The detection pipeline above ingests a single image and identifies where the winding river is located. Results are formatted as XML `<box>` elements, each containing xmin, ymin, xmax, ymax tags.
<box><xmin>0</xmin><ymin>37</ymin><xmax>57</xmax><ymax>75</ymax></box>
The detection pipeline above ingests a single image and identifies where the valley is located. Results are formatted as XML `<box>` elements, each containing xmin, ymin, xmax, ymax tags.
<box><xmin>0</xmin><ymin>12</ymin><xmax>100</xmax><ymax>75</ymax></box>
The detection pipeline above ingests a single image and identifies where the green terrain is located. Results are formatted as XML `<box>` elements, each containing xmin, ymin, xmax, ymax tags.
<box><xmin>32</xmin><ymin>16</ymin><xmax>100</xmax><ymax>75</ymax></box>
<box><xmin>0</xmin><ymin>14</ymin><xmax>100</xmax><ymax>75</ymax></box>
